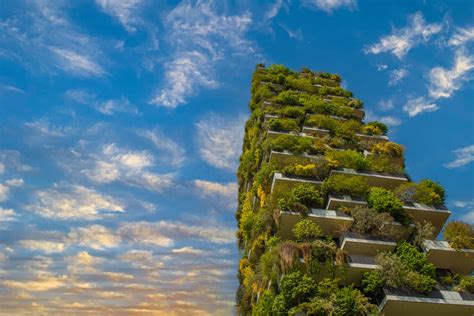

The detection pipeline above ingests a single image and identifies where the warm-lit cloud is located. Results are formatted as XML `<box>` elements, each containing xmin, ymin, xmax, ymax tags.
<box><xmin>82</xmin><ymin>143</ymin><xmax>175</xmax><ymax>192</ymax></box>
<box><xmin>27</xmin><ymin>185</ymin><xmax>124</xmax><ymax>220</ymax></box>
<box><xmin>172</xmin><ymin>246</ymin><xmax>205</xmax><ymax>255</ymax></box>
<box><xmin>193</xmin><ymin>180</ymin><xmax>237</xmax><ymax>199</ymax></box>
<box><xmin>19</xmin><ymin>240</ymin><xmax>66</xmax><ymax>253</ymax></box>
<box><xmin>196</xmin><ymin>114</ymin><xmax>245</xmax><ymax>170</ymax></box>
<box><xmin>0</xmin><ymin>178</ymin><xmax>23</xmax><ymax>202</ymax></box>
<box><xmin>68</xmin><ymin>225</ymin><xmax>121</xmax><ymax>250</ymax></box>
<box><xmin>364</xmin><ymin>12</ymin><xmax>442</xmax><ymax>58</ymax></box>
<box><xmin>0</xmin><ymin>208</ymin><xmax>17</xmax><ymax>222</ymax></box>
<box><xmin>444</xmin><ymin>144</ymin><xmax>474</xmax><ymax>169</ymax></box>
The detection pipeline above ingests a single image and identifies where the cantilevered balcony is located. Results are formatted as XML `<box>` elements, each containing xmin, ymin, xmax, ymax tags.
<box><xmin>375</xmin><ymin>286</ymin><xmax>474</xmax><ymax>316</ymax></box>
<box><xmin>339</xmin><ymin>254</ymin><xmax>378</xmax><ymax>286</ymax></box>
<box><xmin>263</xmin><ymin>113</ymin><xmax>278</xmax><ymax>122</ymax></box>
<box><xmin>266</xmin><ymin>130</ymin><xmax>310</xmax><ymax>140</ymax></box>
<box><xmin>301</xmin><ymin>126</ymin><xmax>331</xmax><ymax>137</ymax></box>
<box><xmin>268</xmin><ymin>150</ymin><xmax>324</xmax><ymax>167</ymax></box>
<box><xmin>326</xmin><ymin>194</ymin><xmax>366</xmax><ymax>210</ymax></box>
<box><xmin>364</xmin><ymin>150</ymin><xmax>404</xmax><ymax>168</ymax></box>
<box><xmin>403</xmin><ymin>203</ymin><xmax>451</xmax><ymax>237</ymax></box>
<box><xmin>277</xmin><ymin>208</ymin><xmax>353</xmax><ymax>239</ymax></box>
<box><xmin>329</xmin><ymin>168</ymin><xmax>408</xmax><ymax>189</ymax></box>
<box><xmin>355</xmin><ymin>133</ymin><xmax>389</xmax><ymax>143</ymax></box>
<box><xmin>422</xmin><ymin>240</ymin><xmax>474</xmax><ymax>274</ymax></box>
<box><xmin>270</xmin><ymin>172</ymin><xmax>322</xmax><ymax>196</ymax></box>
<box><xmin>340</xmin><ymin>232</ymin><xmax>396</xmax><ymax>257</ymax></box>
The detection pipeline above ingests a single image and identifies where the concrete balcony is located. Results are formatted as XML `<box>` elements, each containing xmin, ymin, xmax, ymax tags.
<box><xmin>339</xmin><ymin>254</ymin><xmax>378</xmax><ymax>286</ymax></box>
<box><xmin>403</xmin><ymin>203</ymin><xmax>451</xmax><ymax>237</ymax></box>
<box><xmin>422</xmin><ymin>240</ymin><xmax>474</xmax><ymax>274</ymax></box>
<box><xmin>266</xmin><ymin>130</ymin><xmax>310</xmax><ymax>140</ymax></box>
<box><xmin>264</xmin><ymin>113</ymin><xmax>278</xmax><ymax>122</ymax></box>
<box><xmin>270</xmin><ymin>172</ymin><xmax>322</xmax><ymax>196</ymax></box>
<box><xmin>301</xmin><ymin>126</ymin><xmax>330</xmax><ymax>137</ymax></box>
<box><xmin>277</xmin><ymin>208</ymin><xmax>353</xmax><ymax>239</ymax></box>
<box><xmin>268</xmin><ymin>150</ymin><xmax>324</xmax><ymax>167</ymax></box>
<box><xmin>340</xmin><ymin>232</ymin><xmax>396</xmax><ymax>257</ymax></box>
<box><xmin>326</xmin><ymin>194</ymin><xmax>366</xmax><ymax>210</ymax></box>
<box><xmin>329</xmin><ymin>168</ymin><xmax>408</xmax><ymax>189</ymax></box>
<box><xmin>355</xmin><ymin>133</ymin><xmax>389</xmax><ymax>144</ymax></box>
<box><xmin>376</xmin><ymin>286</ymin><xmax>474</xmax><ymax>316</ymax></box>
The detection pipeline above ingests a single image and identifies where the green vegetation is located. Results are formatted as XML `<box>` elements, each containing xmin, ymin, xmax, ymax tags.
<box><xmin>443</xmin><ymin>220</ymin><xmax>474</xmax><ymax>249</ymax></box>
<box><xmin>237</xmin><ymin>64</ymin><xmax>460</xmax><ymax>315</ymax></box>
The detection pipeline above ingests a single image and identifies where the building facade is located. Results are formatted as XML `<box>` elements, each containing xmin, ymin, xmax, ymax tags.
<box><xmin>236</xmin><ymin>64</ymin><xmax>474</xmax><ymax>315</ymax></box>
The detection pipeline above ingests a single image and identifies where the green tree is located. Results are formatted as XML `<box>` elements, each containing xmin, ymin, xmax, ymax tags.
<box><xmin>443</xmin><ymin>221</ymin><xmax>474</xmax><ymax>249</ymax></box>
<box><xmin>293</xmin><ymin>219</ymin><xmax>323</xmax><ymax>242</ymax></box>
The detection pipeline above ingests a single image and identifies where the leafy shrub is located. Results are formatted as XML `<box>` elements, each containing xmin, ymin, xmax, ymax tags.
<box><xmin>443</xmin><ymin>221</ymin><xmax>474</xmax><ymax>249</ymax></box>
<box><xmin>365</xmin><ymin>121</ymin><xmax>388</xmax><ymax>135</ymax></box>
<box><xmin>267</xmin><ymin>64</ymin><xmax>290</xmax><ymax>76</ymax></box>
<box><xmin>293</xmin><ymin>219</ymin><xmax>323</xmax><ymax>242</ymax></box>
<box><xmin>457</xmin><ymin>276</ymin><xmax>474</xmax><ymax>293</ymax></box>
<box><xmin>396</xmin><ymin>241</ymin><xmax>435</xmax><ymax>278</ymax></box>
<box><xmin>350</xmin><ymin>207</ymin><xmax>398</xmax><ymax>238</ymax></box>
<box><xmin>395</xmin><ymin>179</ymin><xmax>446</xmax><ymax>205</ymax></box>
<box><xmin>279</xmin><ymin>271</ymin><xmax>316</xmax><ymax>308</ymax></box>
<box><xmin>318</xmin><ymin>72</ymin><xmax>342</xmax><ymax>83</ymax></box>
<box><xmin>266</xmin><ymin>134</ymin><xmax>315</xmax><ymax>155</ymax></box>
<box><xmin>366</xmin><ymin>187</ymin><xmax>405</xmax><ymax>221</ymax></box>
<box><xmin>362</xmin><ymin>271</ymin><xmax>384</xmax><ymax>293</ymax></box>
<box><xmin>365</xmin><ymin>154</ymin><xmax>404</xmax><ymax>175</ymax></box>
<box><xmin>268</xmin><ymin>118</ymin><xmax>299</xmax><ymax>132</ymax></box>
<box><xmin>347</xmin><ymin>98</ymin><xmax>363</xmax><ymax>109</ymax></box>
<box><xmin>282</xmin><ymin>162</ymin><xmax>330</xmax><ymax>179</ymax></box>
<box><xmin>335</xmin><ymin>120</ymin><xmax>362</xmax><ymax>140</ymax></box>
<box><xmin>306</xmin><ymin>114</ymin><xmax>336</xmax><ymax>131</ymax></box>
<box><xmin>322</xmin><ymin>175</ymin><xmax>369</xmax><ymax>197</ymax></box>
<box><xmin>278</xmin><ymin>106</ymin><xmax>305</xmax><ymax>119</ymax></box>
<box><xmin>252</xmin><ymin>290</ymin><xmax>275</xmax><ymax>316</ymax></box>
<box><xmin>325</xmin><ymin>149</ymin><xmax>367</xmax><ymax>170</ymax></box>
<box><xmin>291</xmin><ymin>183</ymin><xmax>324</xmax><ymax>209</ymax></box>
<box><xmin>411</xmin><ymin>221</ymin><xmax>435</xmax><ymax>247</ymax></box>
<box><xmin>372</xmin><ymin>142</ymin><xmax>404</xmax><ymax>157</ymax></box>
<box><xmin>273</xmin><ymin>90</ymin><xmax>303</xmax><ymax>106</ymax></box>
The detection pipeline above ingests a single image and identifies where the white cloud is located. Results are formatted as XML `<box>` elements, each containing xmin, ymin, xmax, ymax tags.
<box><xmin>103</xmin><ymin>271</ymin><xmax>134</xmax><ymax>282</ymax></box>
<box><xmin>82</xmin><ymin>143</ymin><xmax>174</xmax><ymax>192</ymax></box>
<box><xmin>305</xmin><ymin>0</ymin><xmax>356</xmax><ymax>13</ymax></box>
<box><xmin>444</xmin><ymin>145</ymin><xmax>474</xmax><ymax>169</ymax></box>
<box><xmin>364</xmin><ymin>110</ymin><xmax>401</xmax><ymax>127</ymax></box>
<box><xmin>377</xmin><ymin>98</ymin><xmax>395</xmax><ymax>111</ymax></box>
<box><xmin>65</xmin><ymin>90</ymin><xmax>138</xmax><ymax>115</ymax></box>
<box><xmin>28</xmin><ymin>185</ymin><xmax>124</xmax><ymax>220</ymax></box>
<box><xmin>196</xmin><ymin>114</ymin><xmax>246</xmax><ymax>170</ymax></box>
<box><xmin>120</xmin><ymin>220</ymin><xmax>235</xmax><ymax>245</ymax></box>
<box><xmin>389</xmin><ymin>67</ymin><xmax>409</xmax><ymax>85</ymax></box>
<box><xmin>364</xmin><ymin>12</ymin><xmax>442</xmax><ymax>58</ymax></box>
<box><xmin>19</xmin><ymin>240</ymin><xmax>65</xmax><ymax>253</ymax></box>
<box><xmin>50</xmin><ymin>47</ymin><xmax>106</xmax><ymax>77</ymax></box>
<box><xmin>150</xmin><ymin>1</ymin><xmax>253</xmax><ymax>108</ymax></box>
<box><xmin>0</xmin><ymin>178</ymin><xmax>23</xmax><ymax>202</ymax></box>
<box><xmin>24</xmin><ymin>119</ymin><xmax>71</xmax><ymax>137</ymax></box>
<box><xmin>139</xmin><ymin>128</ymin><xmax>185</xmax><ymax>167</ymax></box>
<box><xmin>376</xmin><ymin>64</ymin><xmax>388</xmax><ymax>71</ymax></box>
<box><xmin>448</xmin><ymin>26</ymin><xmax>474</xmax><ymax>47</ymax></box>
<box><xmin>193</xmin><ymin>180</ymin><xmax>237</xmax><ymax>199</ymax></box>
<box><xmin>0</xmin><ymin>1</ymin><xmax>107</xmax><ymax>77</ymax></box>
<box><xmin>403</xmin><ymin>96</ymin><xmax>438</xmax><ymax>117</ymax></box>
<box><xmin>172</xmin><ymin>246</ymin><xmax>205</xmax><ymax>255</ymax></box>
<box><xmin>95</xmin><ymin>0</ymin><xmax>143</xmax><ymax>33</ymax></box>
<box><xmin>68</xmin><ymin>225</ymin><xmax>121</xmax><ymax>250</ymax></box>
<box><xmin>0</xmin><ymin>208</ymin><xmax>18</xmax><ymax>222</ymax></box>
<box><xmin>453</xmin><ymin>200</ymin><xmax>474</xmax><ymax>224</ymax></box>
<box><xmin>428</xmin><ymin>50</ymin><xmax>474</xmax><ymax>99</ymax></box>
<box><xmin>265</xmin><ymin>0</ymin><xmax>284</xmax><ymax>21</ymax></box>
<box><xmin>119</xmin><ymin>222</ymin><xmax>174</xmax><ymax>247</ymax></box>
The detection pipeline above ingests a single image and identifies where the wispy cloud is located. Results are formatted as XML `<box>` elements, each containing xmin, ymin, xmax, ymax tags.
<box><xmin>68</xmin><ymin>225</ymin><xmax>121</xmax><ymax>250</ymax></box>
<box><xmin>448</xmin><ymin>26</ymin><xmax>474</xmax><ymax>47</ymax></box>
<box><xmin>0</xmin><ymin>178</ymin><xmax>24</xmax><ymax>202</ymax></box>
<box><xmin>365</xmin><ymin>110</ymin><xmax>401</xmax><ymax>127</ymax></box>
<box><xmin>403</xmin><ymin>96</ymin><xmax>438</xmax><ymax>117</ymax></box>
<box><xmin>139</xmin><ymin>128</ymin><xmax>186</xmax><ymax>167</ymax></box>
<box><xmin>444</xmin><ymin>144</ymin><xmax>474</xmax><ymax>168</ymax></box>
<box><xmin>377</xmin><ymin>98</ymin><xmax>394</xmax><ymax>111</ymax></box>
<box><xmin>82</xmin><ymin>143</ymin><xmax>174</xmax><ymax>192</ymax></box>
<box><xmin>364</xmin><ymin>12</ymin><xmax>442</xmax><ymax>59</ymax></box>
<box><xmin>0</xmin><ymin>208</ymin><xmax>18</xmax><ymax>222</ymax></box>
<box><xmin>24</xmin><ymin>119</ymin><xmax>71</xmax><ymax>137</ymax></box>
<box><xmin>0</xmin><ymin>1</ymin><xmax>108</xmax><ymax>77</ymax></box>
<box><xmin>193</xmin><ymin>180</ymin><xmax>237</xmax><ymax>199</ymax></box>
<box><xmin>95</xmin><ymin>0</ymin><xmax>143</xmax><ymax>33</ymax></box>
<box><xmin>150</xmin><ymin>1</ymin><xmax>253</xmax><ymax>108</ymax></box>
<box><xmin>427</xmin><ymin>50</ymin><xmax>474</xmax><ymax>99</ymax></box>
<box><xmin>65</xmin><ymin>89</ymin><xmax>138</xmax><ymax>115</ymax></box>
<box><xmin>27</xmin><ymin>184</ymin><xmax>124</xmax><ymax>220</ymax></box>
<box><xmin>196</xmin><ymin>114</ymin><xmax>245</xmax><ymax>171</ymax></box>
<box><xmin>304</xmin><ymin>0</ymin><xmax>357</xmax><ymax>13</ymax></box>
<box><xmin>453</xmin><ymin>200</ymin><xmax>474</xmax><ymax>224</ymax></box>
<box><xmin>389</xmin><ymin>67</ymin><xmax>409</xmax><ymax>85</ymax></box>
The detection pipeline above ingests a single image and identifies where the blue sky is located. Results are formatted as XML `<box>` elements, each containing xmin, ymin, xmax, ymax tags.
<box><xmin>0</xmin><ymin>0</ymin><xmax>473</xmax><ymax>314</ymax></box>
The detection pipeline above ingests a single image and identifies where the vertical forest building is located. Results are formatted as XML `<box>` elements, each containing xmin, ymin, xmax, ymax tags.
<box><xmin>236</xmin><ymin>64</ymin><xmax>474</xmax><ymax>315</ymax></box>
